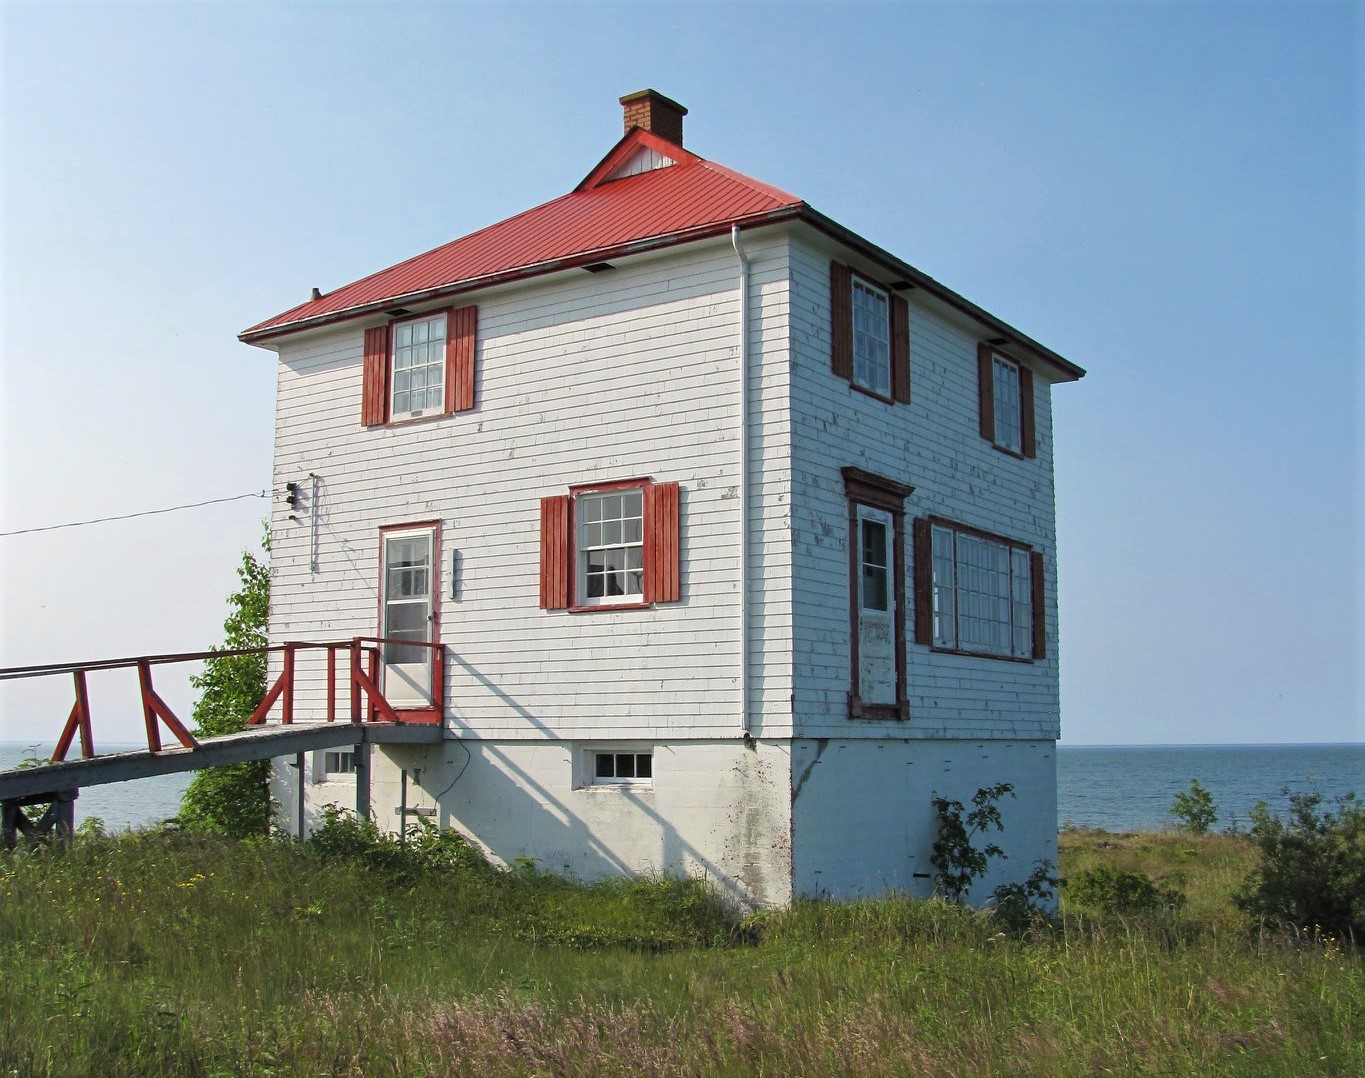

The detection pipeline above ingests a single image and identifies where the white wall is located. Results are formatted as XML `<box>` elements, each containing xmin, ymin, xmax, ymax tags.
<box><xmin>784</xmin><ymin>233</ymin><xmax>1062</xmax><ymax>743</ymax></box>
<box><xmin>267</xmin><ymin>233</ymin><xmax>795</xmax><ymax>743</ymax></box>
<box><xmin>790</xmin><ymin>737</ymin><xmax>1058</xmax><ymax>902</ymax></box>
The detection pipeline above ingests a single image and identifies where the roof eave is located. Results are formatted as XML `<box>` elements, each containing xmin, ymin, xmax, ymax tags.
<box><xmin>795</xmin><ymin>206</ymin><xmax>1086</xmax><ymax>381</ymax></box>
<box><xmin>238</xmin><ymin>204</ymin><xmax>805</xmax><ymax>348</ymax></box>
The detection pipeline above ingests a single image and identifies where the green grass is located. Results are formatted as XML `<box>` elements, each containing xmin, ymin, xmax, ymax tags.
<box><xmin>0</xmin><ymin>827</ymin><xmax>1360</xmax><ymax>1076</ymax></box>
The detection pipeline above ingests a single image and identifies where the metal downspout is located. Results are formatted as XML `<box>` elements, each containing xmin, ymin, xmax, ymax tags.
<box><xmin>731</xmin><ymin>226</ymin><xmax>751</xmax><ymax>738</ymax></box>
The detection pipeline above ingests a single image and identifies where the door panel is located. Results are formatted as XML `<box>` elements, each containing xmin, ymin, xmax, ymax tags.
<box><xmin>857</xmin><ymin>505</ymin><xmax>896</xmax><ymax>706</ymax></box>
<box><xmin>381</xmin><ymin>529</ymin><xmax>434</xmax><ymax>706</ymax></box>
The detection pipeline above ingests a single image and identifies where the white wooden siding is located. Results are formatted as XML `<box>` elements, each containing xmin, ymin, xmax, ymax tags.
<box><xmin>268</xmin><ymin>236</ymin><xmax>794</xmax><ymax>742</ymax></box>
<box><xmin>785</xmin><ymin>235</ymin><xmax>1061</xmax><ymax>743</ymax></box>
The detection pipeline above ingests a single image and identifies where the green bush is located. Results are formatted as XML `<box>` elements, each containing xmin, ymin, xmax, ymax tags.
<box><xmin>1233</xmin><ymin>788</ymin><xmax>1364</xmax><ymax>941</ymax></box>
<box><xmin>1067</xmin><ymin>864</ymin><xmax>1186</xmax><ymax>915</ymax></box>
<box><xmin>1169</xmin><ymin>778</ymin><xmax>1218</xmax><ymax>835</ymax></box>
<box><xmin>306</xmin><ymin>804</ymin><xmax>493</xmax><ymax>881</ymax></box>
<box><xmin>930</xmin><ymin>782</ymin><xmax>1014</xmax><ymax>903</ymax></box>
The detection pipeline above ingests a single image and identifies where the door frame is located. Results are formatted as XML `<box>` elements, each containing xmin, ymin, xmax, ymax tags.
<box><xmin>376</xmin><ymin>519</ymin><xmax>443</xmax><ymax>722</ymax></box>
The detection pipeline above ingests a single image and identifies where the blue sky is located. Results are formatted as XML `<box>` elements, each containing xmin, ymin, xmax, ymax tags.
<box><xmin>0</xmin><ymin>1</ymin><xmax>1358</xmax><ymax>746</ymax></box>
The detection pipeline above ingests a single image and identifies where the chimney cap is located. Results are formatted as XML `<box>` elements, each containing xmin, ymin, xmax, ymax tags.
<box><xmin>618</xmin><ymin>88</ymin><xmax>688</xmax><ymax>115</ymax></box>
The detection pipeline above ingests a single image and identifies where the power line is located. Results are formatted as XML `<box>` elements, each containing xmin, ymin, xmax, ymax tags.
<box><xmin>0</xmin><ymin>491</ymin><xmax>270</xmax><ymax>538</ymax></box>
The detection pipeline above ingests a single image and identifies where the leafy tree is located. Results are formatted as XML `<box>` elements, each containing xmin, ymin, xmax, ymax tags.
<box><xmin>1233</xmin><ymin>787</ymin><xmax>1364</xmax><ymax>941</ymax></box>
<box><xmin>930</xmin><ymin>782</ymin><xmax>1014</xmax><ymax>904</ymax></box>
<box><xmin>1169</xmin><ymin>778</ymin><xmax>1218</xmax><ymax>835</ymax></box>
<box><xmin>177</xmin><ymin>536</ymin><xmax>272</xmax><ymax>836</ymax></box>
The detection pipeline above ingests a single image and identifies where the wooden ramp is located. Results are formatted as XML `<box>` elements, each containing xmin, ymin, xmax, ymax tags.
<box><xmin>0</xmin><ymin>638</ymin><xmax>445</xmax><ymax>843</ymax></box>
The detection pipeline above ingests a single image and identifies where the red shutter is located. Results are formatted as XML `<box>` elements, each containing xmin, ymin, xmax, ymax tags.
<box><xmin>891</xmin><ymin>294</ymin><xmax>910</xmax><ymax>403</ymax></box>
<box><xmin>539</xmin><ymin>495</ymin><xmax>571</xmax><ymax>610</ymax></box>
<box><xmin>913</xmin><ymin>517</ymin><xmax>933</xmax><ymax>645</ymax></box>
<box><xmin>1020</xmin><ymin>365</ymin><xmax>1037</xmax><ymax>458</ymax></box>
<box><xmin>361</xmin><ymin>325</ymin><xmax>390</xmax><ymax>426</ymax></box>
<box><xmin>830</xmin><ymin>261</ymin><xmax>853</xmax><ymax>380</ymax></box>
<box><xmin>445</xmin><ymin>305</ymin><xmax>477</xmax><ymax>414</ymax></box>
<box><xmin>645</xmin><ymin>481</ymin><xmax>681</xmax><ymax>603</ymax></box>
<box><xmin>1030</xmin><ymin>550</ymin><xmax>1046</xmax><ymax>659</ymax></box>
<box><xmin>977</xmin><ymin>343</ymin><xmax>995</xmax><ymax>442</ymax></box>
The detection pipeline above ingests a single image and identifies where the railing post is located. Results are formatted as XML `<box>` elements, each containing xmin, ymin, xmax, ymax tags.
<box><xmin>74</xmin><ymin>671</ymin><xmax>94</xmax><ymax>758</ymax></box>
<box><xmin>137</xmin><ymin>659</ymin><xmax>163</xmax><ymax>753</ymax></box>
<box><xmin>326</xmin><ymin>647</ymin><xmax>336</xmax><ymax>722</ymax></box>
<box><xmin>367</xmin><ymin>648</ymin><xmax>380</xmax><ymax>723</ymax></box>
<box><xmin>281</xmin><ymin>644</ymin><xmax>295</xmax><ymax>725</ymax></box>
<box><xmin>349</xmin><ymin>640</ymin><xmax>362</xmax><ymax>723</ymax></box>
<box><xmin>432</xmin><ymin>642</ymin><xmax>444</xmax><ymax>718</ymax></box>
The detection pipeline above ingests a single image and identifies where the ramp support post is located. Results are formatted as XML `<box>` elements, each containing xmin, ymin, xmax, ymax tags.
<box><xmin>354</xmin><ymin>742</ymin><xmax>372</xmax><ymax>820</ymax></box>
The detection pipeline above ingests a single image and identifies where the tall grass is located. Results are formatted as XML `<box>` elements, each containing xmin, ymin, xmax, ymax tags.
<box><xmin>0</xmin><ymin>827</ymin><xmax>1359</xmax><ymax>1076</ymax></box>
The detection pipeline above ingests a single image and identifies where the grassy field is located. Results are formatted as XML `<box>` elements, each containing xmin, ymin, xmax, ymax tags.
<box><xmin>0</xmin><ymin>824</ymin><xmax>1359</xmax><ymax>1077</ymax></box>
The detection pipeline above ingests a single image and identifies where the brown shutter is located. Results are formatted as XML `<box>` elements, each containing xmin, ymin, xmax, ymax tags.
<box><xmin>645</xmin><ymin>481</ymin><xmax>681</xmax><ymax>603</ymax></box>
<box><xmin>891</xmin><ymin>294</ymin><xmax>910</xmax><ymax>403</ymax></box>
<box><xmin>977</xmin><ymin>343</ymin><xmax>995</xmax><ymax>442</ymax></box>
<box><xmin>1030</xmin><ymin>550</ymin><xmax>1046</xmax><ymax>659</ymax></box>
<box><xmin>1020</xmin><ymin>365</ymin><xmax>1036</xmax><ymax>458</ymax></box>
<box><xmin>830</xmin><ymin>261</ymin><xmax>853</xmax><ymax>380</ymax></box>
<box><xmin>539</xmin><ymin>495</ymin><xmax>571</xmax><ymax>610</ymax></box>
<box><xmin>361</xmin><ymin>325</ymin><xmax>391</xmax><ymax>426</ymax></box>
<box><xmin>913</xmin><ymin>517</ymin><xmax>933</xmax><ymax>645</ymax></box>
<box><xmin>445</xmin><ymin>305</ymin><xmax>477</xmax><ymax>414</ymax></box>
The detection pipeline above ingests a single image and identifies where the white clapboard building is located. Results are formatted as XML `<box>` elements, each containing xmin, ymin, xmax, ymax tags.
<box><xmin>240</xmin><ymin>90</ymin><xmax>1085</xmax><ymax>907</ymax></box>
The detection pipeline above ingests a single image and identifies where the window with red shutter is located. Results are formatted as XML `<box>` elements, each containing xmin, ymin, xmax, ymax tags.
<box><xmin>538</xmin><ymin>478</ymin><xmax>682</xmax><ymax>611</ymax></box>
<box><xmin>978</xmin><ymin>343</ymin><xmax>1036</xmax><ymax>459</ymax></box>
<box><xmin>360</xmin><ymin>306</ymin><xmax>478</xmax><ymax>427</ymax></box>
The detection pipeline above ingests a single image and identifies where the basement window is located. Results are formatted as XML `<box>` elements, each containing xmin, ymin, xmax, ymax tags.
<box><xmin>590</xmin><ymin>750</ymin><xmax>653</xmax><ymax>786</ymax></box>
<box><xmin>324</xmin><ymin>751</ymin><xmax>357</xmax><ymax>775</ymax></box>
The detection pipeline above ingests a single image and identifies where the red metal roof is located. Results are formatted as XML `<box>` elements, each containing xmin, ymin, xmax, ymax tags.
<box><xmin>241</xmin><ymin>130</ymin><xmax>802</xmax><ymax>342</ymax></box>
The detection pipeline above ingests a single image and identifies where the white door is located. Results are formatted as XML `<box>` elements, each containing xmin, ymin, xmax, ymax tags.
<box><xmin>381</xmin><ymin>528</ymin><xmax>435</xmax><ymax>707</ymax></box>
<box><xmin>857</xmin><ymin>504</ymin><xmax>896</xmax><ymax>706</ymax></box>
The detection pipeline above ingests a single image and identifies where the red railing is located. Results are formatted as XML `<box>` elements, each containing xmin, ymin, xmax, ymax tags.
<box><xmin>0</xmin><ymin>638</ymin><xmax>444</xmax><ymax>762</ymax></box>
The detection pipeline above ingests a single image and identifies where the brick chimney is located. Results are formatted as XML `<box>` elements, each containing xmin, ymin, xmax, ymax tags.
<box><xmin>619</xmin><ymin>89</ymin><xmax>687</xmax><ymax>146</ymax></box>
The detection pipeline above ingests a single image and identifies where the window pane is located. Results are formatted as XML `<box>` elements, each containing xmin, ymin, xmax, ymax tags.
<box><xmin>595</xmin><ymin>754</ymin><xmax>614</xmax><ymax>778</ymax></box>
<box><xmin>636</xmin><ymin>753</ymin><xmax>652</xmax><ymax>779</ymax></box>
<box><xmin>616</xmin><ymin>753</ymin><xmax>635</xmax><ymax>778</ymax></box>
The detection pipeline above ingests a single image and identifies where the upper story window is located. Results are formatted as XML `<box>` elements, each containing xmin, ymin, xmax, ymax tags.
<box><xmin>852</xmin><ymin>279</ymin><xmax>891</xmax><ymax>397</ymax></box>
<box><xmin>539</xmin><ymin>478</ymin><xmax>682</xmax><ymax>612</ymax></box>
<box><xmin>830</xmin><ymin>261</ymin><xmax>910</xmax><ymax>404</ymax></box>
<box><xmin>977</xmin><ymin>344</ymin><xmax>1036</xmax><ymax>458</ymax></box>
<box><xmin>361</xmin><ymin>304</ymin><xmax>478</xmax><ymax>426</ymax></box>
<box><xmin>391</xmin><ymin>314</ymin><xmax>447</xmax><ymax>420</ymax></box>
<box><xmin>914</xmin><ymin>516</ymin><xmax>1045</xmax><ymax>662</ymax></box>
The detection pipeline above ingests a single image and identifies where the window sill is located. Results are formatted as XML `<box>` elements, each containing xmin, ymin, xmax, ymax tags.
<box><xmin>568</xmin><ymin>601</ymin><xmax>652</xmax><ymax>614</ymax></box>
<box><xmin>929</xmin><ymin>645</ymin><xmax>1036</xmax><ymax>665</ymax></box>
<box><xmin>849</xmin><ymin>381</ymin><xmax>896</xmax><ymax>406</ymax></box>
<box><xmin>988</xmin><ymin>441</ymin><xmax>1027</xmax><ymax>460</ymax></box>
<box><xmin>848</xmin><ymin>694</ymin><xmax>908</xmax><ymax>721</ymax></box>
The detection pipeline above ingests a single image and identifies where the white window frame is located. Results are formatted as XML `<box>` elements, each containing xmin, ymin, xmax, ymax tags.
<box><xmin>931</xmin><ymin>522</ymin><xmax>1034</xmax><ymax>660</ymax></box>
<box><xmin>584</xmin><ymin>747</ymin><xmax>654</xmax><ymax>787</ymax></box>
<box><xmin>323</xmin><ymin>750</ymin><xmax>357</xmax><ymax>776</ymax></box>
<box><xmin>851</xmin><ymin>278</ymin><xmax>891</xmax><ymax>397</ymax></box>
<box><xmin>390</xmin><ymin>312</ymin><xmax>447</xmax><ymax>422</ymax></box>
<box><xmin>574</xmin><ymin>487</ymin><xmax>645</xmax><ymax>607</ymax></box>
<box><xmin>991</xmin><ymin>354</ymin><xmax>1023</xmax><ymax>453</ymax></box>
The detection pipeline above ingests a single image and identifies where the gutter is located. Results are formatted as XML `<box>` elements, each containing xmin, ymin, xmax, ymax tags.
<box><xmin>731</xmin><ymin>226</ymin><xmax>751</xmax><ymax>739</ymax></box>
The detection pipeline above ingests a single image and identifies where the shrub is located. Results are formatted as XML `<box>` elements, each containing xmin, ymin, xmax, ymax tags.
<box><xmin>1233</xmin><ymin>787</ymin><xmax>1364</xmax><ymax>941</ymax></box>
<box><xmin>992</xmin><ymin>860</ymin><xmax>1060</xmax><ymax>933</ymax></box>
<box><xmin>930</xmin><ymin>782</ymin><xmax>1013</xmax><ymax>904</ymax></box>
<box><xmin>306</xmin><ymin>804</ymin><xmax>493</xmax><ymax>881</ymax></box>
<box><xmin>1067</xmin><ymin>864</ymin><xmax>1186</xmax><ymax>915</ymax></box>
<box><xmin>1169</xmin><ymin>778</ymin><xmax>1218</xmax><ymax>835</ymax></box>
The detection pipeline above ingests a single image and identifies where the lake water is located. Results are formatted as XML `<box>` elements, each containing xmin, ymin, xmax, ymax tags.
<box><xmin>1</xmin><ymin>741</ymin><xmax>1360</xmax><ymax>834</ymax></box>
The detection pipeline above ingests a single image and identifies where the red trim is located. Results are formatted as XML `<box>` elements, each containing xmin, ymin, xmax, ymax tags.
<box><xmin>540</xmin><ymin>495</ymin><xmax>572</xmax><ymax>610</ymax></box>
<box><xmin>576</xmin><ymin>128</ymin><xmax>704</xmax><ymax>191</ymax></box>
<box><xmin>569</xmin><ymin>476</ymin><xmax>653</xmax><ymax>494</ymax></box>
<box><xmin>361</xmin><ymin>325</ymin><xmax>390</xmax><ymax>426</ymax></box>
<box><xmin>830</xmin><ymin>261</ymin><xmax>852</xmax><ymax>380</ymax></box>
<box><xmin>1030</xmin><ymin>550</ymin><xmax>1046</xmax><ymax>659</ymax></box>
<box><xmin>978</xmin><ymin>343</ymin><xmax>995</xmax><ymax>442</ymax></box>
<box><xmin>568</xmin><ymin>601</ymin><xmax>651</xmax><ymax>614</ymax></box>
<box><xmin>891</xmin><ymin>294</ymin><xmax>910</xmax><ymax>403</ymax></box>
<box><xmin>376</xmin><ymin>520</ymin><xmax>444</xmax><ymax>716</ymax></box>
<box><xmin>1020</xmin><ymin>366</ymin><xmax>1037</xmax><ymax>458</ymax></box>
<box><xmin>445</xmin><ymin>304</ymin><xmax>477</xmax><ymax>413</ymax></box>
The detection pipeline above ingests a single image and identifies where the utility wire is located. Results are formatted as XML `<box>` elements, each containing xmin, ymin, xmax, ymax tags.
<box><xmin>0</xmin><ymin>490</ymin><xmax>269</xmax><ymax>538</ymax></box>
